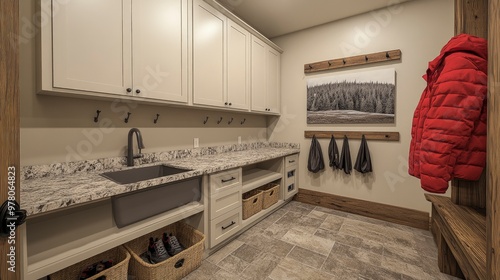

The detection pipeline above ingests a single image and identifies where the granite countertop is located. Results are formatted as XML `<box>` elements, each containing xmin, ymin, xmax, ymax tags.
<box><xmin>21</xmin><ymin>143</ymin><xmax>299</xmax><ymax>216</ymax></box>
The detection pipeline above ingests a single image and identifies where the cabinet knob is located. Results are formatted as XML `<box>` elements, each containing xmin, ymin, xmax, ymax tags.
<box><xmin>229</xmin><ymin>102</ymin><xmax>232</xmax><ymax>106</ymax></box>
<box><xmin>225</xmin><ymin>102</ymin><xmax>228</xmax><ymax>105</ymax></box>
<box><xmin>126</xmin><ymin>88</ymin><xmax>132</xmax><ymax>93</ymax></box>
<box><xmin>136</xmin><ymin>89</ymin><xmax>141</xmax><ymax>94</ymax></box>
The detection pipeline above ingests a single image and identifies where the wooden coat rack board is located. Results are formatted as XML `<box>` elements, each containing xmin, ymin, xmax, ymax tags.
<box><xmin>304</xmin><ymin>131</ymin><xmax>400</xmax><ymax>141</ymax></box>
<box><xmin>304</xmin><ymin>49</ymin><xmax>402</xmax><ymax>74</ymax></box>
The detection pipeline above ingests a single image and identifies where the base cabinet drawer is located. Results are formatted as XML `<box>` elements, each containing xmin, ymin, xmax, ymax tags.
<box><xmin>210</xmin><ymin>188</ymin><xmax>242</xmax><ymax>220</ymax></box>
<box><xmin>210</xmin><ymin>168</ymin><xmax>242</xmax><ymax>195</ymax></box>
<box><xmin>210</xmin><ymin>208</ymin><xmax>241</xmax><ymax>247</ymax></box>
<box><xmin>285</xmin><ymin>154</ymin><xmax>298</xmax><ymax>168</ymax></box>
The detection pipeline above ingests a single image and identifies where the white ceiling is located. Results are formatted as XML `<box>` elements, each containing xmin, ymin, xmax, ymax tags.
<box><xmin>215</xmin><ymin>0</ymin><xmax>414</xmax><ymax>38</ymax></box>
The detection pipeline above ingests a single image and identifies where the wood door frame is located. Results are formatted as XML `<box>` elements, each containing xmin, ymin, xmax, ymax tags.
<box><xmin>0</xmin><ymin>1</ymin><xmax>20</xmax><ymax>279</ymax></box>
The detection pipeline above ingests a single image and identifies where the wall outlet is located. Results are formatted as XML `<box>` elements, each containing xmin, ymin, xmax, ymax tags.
<box><xmin>238</xmin><ymin>136</ymin><xmax>242</xmax><ymax>145</ymax></box>
<box><xmin>194</xmin><ymin>138</ymin><xmax>199</xmax><ymax>148</ymax></box>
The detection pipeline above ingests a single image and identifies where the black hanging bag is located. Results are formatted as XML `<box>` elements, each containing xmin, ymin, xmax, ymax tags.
<box><xmin>328</xmin><ymin>135</ymin><xmax>340</xmax><ymax>169</ymax></box>
<box><xmin>339</xmin><ymin>136</ymin><xmax>352</xmax><ymax>174</ymax></box>
<box><xmin>307</xmin><ymin>135</ymin><xmax>325</xmax><ymax>173</ymax></box>
<box><xmin>354</xmin><ymin>135</ymin><xmax>373</xmax><ymax>173</ymax></box>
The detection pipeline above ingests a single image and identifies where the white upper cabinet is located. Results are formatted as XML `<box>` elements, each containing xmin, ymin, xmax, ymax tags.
<box><xmin>132</xmin><ymin>0</ymin><xmax>188</xmax><ymax>102</ymax></box>
<box><xmin>42</xmin><ymin>0</ymin><xmax>188</xmax><ymax>103</ymax></box>
<box><xmin>226</xmin><ymin>19</ymin><xmax>250</xmax><ymax>110</ymax></box>
<box><xmin>192</xmin><ymin>0</ymin><xmax>226</xmax><ymax>107</ymax></box>
<box><xmin>193</xmin><ymin>0</ymin><xmax>250</xmax><ymax>111</ymax></box>
<box><xmin>51</xmin><ymin>0</ymin><xmax>132</xmax><ymax>95</ymax></box>
<box><xmin>251</xmin><ymin>35</ymin><xmax>281</xmax><ymax>114</ymax></box>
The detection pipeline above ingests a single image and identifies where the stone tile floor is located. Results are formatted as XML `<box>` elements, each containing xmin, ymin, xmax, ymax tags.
<box><xmin>183</xmin><ymin>201</ymin><xmax>462</xmax><ymax>280</ymax></box>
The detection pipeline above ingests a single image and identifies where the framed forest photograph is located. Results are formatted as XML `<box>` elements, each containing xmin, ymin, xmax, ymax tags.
<box><xmin>307</xmin><ymin>68</ymin><xmax>396</xmax><ymax>124</ymax></box>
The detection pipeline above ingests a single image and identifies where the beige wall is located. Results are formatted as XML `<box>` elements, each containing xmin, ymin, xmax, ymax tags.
<box><xmin>269</xmin><ymin>0</ymin><xmax>455</xmax><ymax>212</ymax></box>
<box><xmin>19</xmin><ymin>0</ymin><xmax>267</xmax><ymax>166</ymax></box>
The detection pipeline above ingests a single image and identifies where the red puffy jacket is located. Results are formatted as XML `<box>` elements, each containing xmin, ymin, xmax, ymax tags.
<box><xmin>408</xmin><ymin>34</ymin><xmax>487</xmax><ymax>193</ymax></box>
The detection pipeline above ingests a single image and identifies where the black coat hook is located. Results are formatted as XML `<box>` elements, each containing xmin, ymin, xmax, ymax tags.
<box><xmin>365</xmin><ymin>55</ymin><xmax>368</xmax><ymax>62</ymax></box>
<box><xmin>328</xmin><ymin>61</ymin><xmax>332</xmax><ymax>67</ymax></box>
<box><xmin>124</xmin><ymin>112</ymin><xmax>131</xmax><ymax>123</ymax></box>
<box><xmin>217</xmin><ymin>117</ymin><xmax>223</xmax><ymax>124</ymax></box>
<box><xmin>203</xmin><ymin>116</ymin><xmax>209</xmax><ymax>125</ymax></box>
<box><xmin>308</xmin><ymin>64</ymin><xmax>313</xmax><ymax>69</ymax></box>
<box><xmin>342</xmin><ymin>59</ymin><xmax>346</xmax><ymax>65</ymax></box>
<box><xmin>154</xmin><ymin>114</ymin><xmax>160</xmax><ymax>124</ymax></box>
<box><xmin>386</xmin><ymin>52</ymin><xmax>390</xmax><ymax>59</ymax></box>
<box><xmin>241</xmin><ymin>118</ymin><xmax>246</xmax><ymax>125</ymax></box>
<box><xmin>228</xmin><ymin>117</ymin><xmax>234</xmax><ymax>125</ymax></box>
<box><xmin>94</xmin><ymin>110</ymin><xmax>101</xmax><ymax>123</ymax></box>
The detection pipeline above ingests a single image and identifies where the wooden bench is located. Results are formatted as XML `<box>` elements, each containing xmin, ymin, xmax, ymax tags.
<box><xmin>425</xmin><ymin>194</ymin><xmax>487</xmax><ymax>280</ymax></box>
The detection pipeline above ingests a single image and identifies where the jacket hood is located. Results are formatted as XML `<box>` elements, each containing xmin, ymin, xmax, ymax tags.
<box><xmin>426</xmin><ymin>34</ymin><xmax>487</xmax><ymax>76</ymax></box>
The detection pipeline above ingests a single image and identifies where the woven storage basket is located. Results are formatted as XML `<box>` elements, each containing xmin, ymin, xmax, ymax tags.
<box><xmin>260</xmin><ymin>183</ymin><xmax>279</xmax><ymax>209</ymax></box>
<box><xmin>124</xmin><ymin>221</ymin><xmax>205</xmax><ymax>280</ymax></box>
<box><xmin>242</xmin><ymin>189</ymin><xmax>263</xmax><ymax>220</ymax></box>
<box><xmin>50</xmin><ymin>246</ymin><xmax>130</xmax><ymax>280</ymax></box>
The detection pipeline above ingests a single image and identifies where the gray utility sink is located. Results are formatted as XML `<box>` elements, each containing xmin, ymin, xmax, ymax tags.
<box><xmin>101</xmin><ymin>165</ymin><xmax>192</xmax><ymax>184</ymax></box>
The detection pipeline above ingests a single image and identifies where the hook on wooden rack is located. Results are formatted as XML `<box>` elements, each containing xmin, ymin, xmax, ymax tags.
<box><xmin>228</xmin><ymin>117</ymin><xmax>234</xmax><ymax>125</ymax></box>
<box><xmin>308</xmin><ymin>64</ymin><xmax>313</xmax><ymax>70</ymax></box>
<box><xmin>365</xmin><ymin>55</ymin><xmax>368</xmax><ymax>62</ymax></box>
<box><xmin>328</xmin><ymin>61</ymin><xmax>332</xmax><ymax>67</ymax></box>
<box><xmin>241</xmin><ymin>118</ymin><xmax>246</xmax><ymax>125</ymax></box>
<box><xmin>94</xmin><ymin>110</ymin><xmax>101</xmax><ymax>123</ymax></box>
<box><xmin>203</xmin><ymin>116</ymin><xmax>209</xmax><ymax>125</ymax></box>
<box><xmin>124</xmin><ymin>112</ymin><xmax>131</xmax><ymax>123</ymax></box>
<box><xmin>217</xmin><ymin>117</ymin><xmax>223</xmax><ymax>124</ymax></box>
<box><xmin>386</xmin><ymin>52</ymin><xmax>390</xmax><ymax>59</ymax></box>
<box><xmin>342</xmin><ymin>59</ymin><xmax>346</xmax><ymax>65</ymax></box>
<box><xmin>153</xmin><ymin>114</ymin><xmax>160</xmax><ymax>124</ymax></box>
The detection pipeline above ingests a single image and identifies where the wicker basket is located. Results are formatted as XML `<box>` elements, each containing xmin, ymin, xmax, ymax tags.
<box><xmin>242</xmin><ymin>189</ymin><xmax>263</xmax><ymax>220</ymax></box>
<box><xmin>260</xmin><ymin>183</ymin><xmax>280</xmax><ymax>209</ymax></box>
<box><xmin>50</xmin><ymin>246</ymin><xmax>130</xmax><ymax>280</ymax></box>
<box><xmin>124</xmin><ymin>221</ymin><xmax>205</xmax><ymax>280</ymax></box>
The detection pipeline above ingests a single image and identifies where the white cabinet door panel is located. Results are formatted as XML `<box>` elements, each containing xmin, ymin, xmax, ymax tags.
<box><xmin>132</xmin><ymin>0</ymin><xmax>187</xmax><ymax>102</ymax></box>
<box><xmin>52</xmin><ymin>0</ymin><xmax>131</xmax><ymax>95</ymax></box>
<box><xmin>226</xmin><ymin>20</ymin><xmax>249</xmax><ymax>110</ymax></box>
<box><xmin>251</xmin><ymin>36</ymin><xmax>267</xmax><ymax>112</ymax></box>
<box><xmin>193</xmin><ymin>0</ymin><xmax>225</xmax><ymax>107</ymax></box>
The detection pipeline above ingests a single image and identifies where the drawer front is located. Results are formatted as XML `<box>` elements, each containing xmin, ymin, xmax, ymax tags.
<box><xmin>285</xmin><ymin>154</ymin><xmax>298</xmax><ymax>168</ymax></box>
<box><xmin>210</xmin><ymin>208</ymin><xmax>241</xmax><ymax>247</ymax></box>
<box><xmin>210</xmin><ymin>168</ymin><xmax>242</xmax><ymax>195</ymax></box>
<box><xmin>210</xmin><ymin>188</ymin><xmax>242</xmax><ymax>220</ymax></box>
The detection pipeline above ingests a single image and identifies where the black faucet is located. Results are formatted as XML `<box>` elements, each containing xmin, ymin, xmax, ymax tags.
<box><xmin>127</xmin><ymin>128</ymin><xmax>145</xmax><ymax>166</ymax></box>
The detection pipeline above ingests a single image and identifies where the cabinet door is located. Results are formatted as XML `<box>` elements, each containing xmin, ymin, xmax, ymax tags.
<box><xmin>132</xmin><ymin>0</ymin><xmax>188</xmax><ymax>103</ymax></box>
<box><xmin>52</xmin><ymin>0</ymin><xmax>132</xmax><ymax>95</ymax></box>
<box><xmin>251</xmin><ymin>36</ymin><xmax>267</xmax><ymax>112</ymax></box>
<box><xmin>193</xmin><ymin>0</ymin><xmax>226</xmax><ymax>107</ymax></box>
<box><xmin>266</xmin><ymin>48</ymin><xmax>281</xmax><ymax>114</ymax></box>
<box><xmin>226</xmin><ymin>20</ymin><xmax>250</xmax><ymax>110</ymax></box>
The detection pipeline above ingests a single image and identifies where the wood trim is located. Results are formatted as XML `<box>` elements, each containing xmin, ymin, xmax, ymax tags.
<box><xmin>487</xmin><ymin>0</ymin><xmax>500</xmax><ymax>278</ymax></box>
<box><xmin>0</xmin><ymin>1</ymin><xmax>20</xmax><ymax>279</ymax></box>
<box><xmin>304</xmin><ymin>49</ymin><xmax>401</xmax><ymax>74</ymax></box>
<box><xmin>294</xmin><ymin>189</ymin><xmax>429</xmax><ymax>230</ymax></box>
<box><xmin>304</xmin><ymin>131</ymin><xmax>400</xmax><ymax>141</ymax></box>
<box><xmin>451</xmin><ymin>170</ymin><xmax>487</xmax><ymax>210</ymax></box>
<box><xmin>455</xmin><ymin>0</ymin><xmax>488</xmax><ymax>38</ymax></box>
<box><xmin>451</xmin><ymin>0</ymin><xmax>488</xmax><ymax>210</ymax></box>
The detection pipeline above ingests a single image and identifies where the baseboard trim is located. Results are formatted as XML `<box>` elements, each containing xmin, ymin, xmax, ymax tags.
<box><xmin>294</xmin><ymin>189</ymin><xmax>430</xmax><ymax>230</ymax></box>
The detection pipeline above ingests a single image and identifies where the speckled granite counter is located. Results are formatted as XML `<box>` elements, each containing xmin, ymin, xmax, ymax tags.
<box><xmin>21</xmin><ymin>142</ymin><xmax>299</xmax><ymax>216</ymax></box>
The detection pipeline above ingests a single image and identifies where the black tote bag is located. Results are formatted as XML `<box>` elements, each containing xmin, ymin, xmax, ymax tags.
<box><xmin>339</xmin><ymin>136</ymin><xmax>352</xmax><ymax>174</ymax></box>
<box><xmin>354</xmin><ymin>135</ymin><xmax>373</xmax><ymax>173</ymax></box>
<box><xmin>328</xmin><ymin>135</ymin><xmax>340</xmax><ymax>169</ymax></box>
<box><xmin>308</xmin><ymin>135</ymin><xmax>325</xmax><ymax>173</ymax></box>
